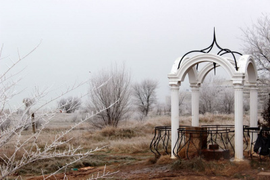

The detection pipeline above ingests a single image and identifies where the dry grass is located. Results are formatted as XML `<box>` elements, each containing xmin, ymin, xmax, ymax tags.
<box><xmin>171</xmin><ymin>157</ymin><xmax>253</xmax><ymax>177</ymax></box>
<box><xmin>2</xmin><ymin>113</ymin><xmax>253</xmax><ymax>158</ymax></box>
<box><xmin>3</xmin><ymin>113</ymin><xmax>263</xmax><ymax>178</ymax></box>
<box><xmin>143</xmin><ymin>116</ymin><xmax>171</xmax><ymax>128</ymax></box>
<box><xmin>99</xmin><ymin>126</ymin><xmax>136</xmax><ymax>139</ymax></box>
<box><xmin>109</xmin><ymin>136</ymin><xmax>151</xmax><ymax>153</ymax></box>
<box><xmin>199</xmin><ymin>113</ymin><xmax>235</xmax><ymax>125</ymax></box>
<box><xmin>156</xmin><ymin>154</ymin><xmax>175</xmax><ymax>165</ymax></box>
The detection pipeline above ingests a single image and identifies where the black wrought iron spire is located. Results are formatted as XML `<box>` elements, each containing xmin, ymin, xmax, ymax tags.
<box><xmin>177</xmin><ymin>28</ymin><xmax>242</xmax><ymax>71</ymax></box>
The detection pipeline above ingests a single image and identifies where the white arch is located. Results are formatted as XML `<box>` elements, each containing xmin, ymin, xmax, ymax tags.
<box><xmin>176</xmin><ymin>54</ymin><xmax>237</xmax><ymax>82</ymax></box>
<box><xmin>198</xmin><ymin>62</ymin><xmax>220</xmax><ymax>84</ymax></box>
<box><xmin>238</xmin><ymin>55</ymin><xmax>257</xmax><ymax>84</ymax></box>
<box><xmin>169</xmin><ymin>57</ymin><xmax>198</xmax><ymax>85</ymax></box>
<box><xmin>197</xmin><ymin>58</ymin><xmax>237</xmax><ymax>84</ymax></box>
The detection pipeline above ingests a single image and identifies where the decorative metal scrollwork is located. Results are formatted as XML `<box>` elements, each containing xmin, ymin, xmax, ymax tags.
<box><xmin>150</xmin><ymin>126</ymin><xmax>171</xmax><ymax>157</ymax></box>
<box><xmin>177</xmin><ymin>29</ymin><xmax>242</xmax><ymax>71</ymax></box>
<box><xmin>150</xmin><ymin>125</ymin><xmax>258</xmax><ymax>159</ymax></box>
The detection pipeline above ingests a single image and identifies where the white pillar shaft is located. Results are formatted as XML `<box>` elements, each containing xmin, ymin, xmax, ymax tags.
<box><xmin>250</xmin><ymin>87</ymin><xmax>258</xmax><ymax>127</ymax></box>
<box><xmin>249</xmin><ymin>86</ymin><xmax>258</xmax><ymax>153</ymax></box>
<box><xmin>234</xmin><ymin>84</ymin><xmax>244</xmax><ymax>160</ymax></box>
<box><xmin>191</xmin><ymin>86</ymin><xmax>200</xmax><ymax>126</ymax></box>
<box><xmin>170</xmin><ymin>85</ymin><xmax>179</xmax><ymax>158</ymax></box>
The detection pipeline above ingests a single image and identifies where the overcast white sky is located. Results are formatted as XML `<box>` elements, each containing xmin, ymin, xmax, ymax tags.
<box><xmin>0</xmin><ymin>0</ymin><xmax>270</xmax><ymax>108</ymax></box>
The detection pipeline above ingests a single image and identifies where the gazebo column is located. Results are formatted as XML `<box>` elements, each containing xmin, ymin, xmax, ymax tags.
<box><xmin>249</xmin><ymin>85</ymin><xmax>258</xmax><ymax>151</ymax></box>
<box><xmin>191</xmin><ymin>84</ymin><xmax>200</xmax><ymax>126</ymax></box>
<box><xmin>249</xmin><ymin>85</ymin><xmax>258</xmax><ymax>127</ymax></box>
<box><xmin>170</xmin><ymin>84</ymin><xmax>180</xmax><ymax>159</ymax></box>
<box><xmin>234</xmin><ymin>83</ymin><xmax>244</xmax><ymax>161</ymax></box>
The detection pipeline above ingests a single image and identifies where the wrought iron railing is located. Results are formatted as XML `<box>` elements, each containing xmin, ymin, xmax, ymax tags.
<box><xmin>150</xmin><ymin>126</ymin><xmax>171</xmax><ymax>157</ymax></box>
<box><xmin>201</xmin><ymin>125</ymin><xmax>235</xmax><ymax>151</ymax></box>
<box><xmin>174</xmin><ymin>125</ymin><xmax>235</xmax><ymax>159</ymax></box>
<box><xmin>150</xmin><ymin>125</ymin><xmax>263</xmax><ymax>159</ymax></box>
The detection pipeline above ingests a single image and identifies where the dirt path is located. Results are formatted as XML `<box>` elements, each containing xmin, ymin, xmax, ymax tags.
<box><xmin>23</xmin><ymin>153</ymin><xmax>260</xmax><ymax>180</ymax></box>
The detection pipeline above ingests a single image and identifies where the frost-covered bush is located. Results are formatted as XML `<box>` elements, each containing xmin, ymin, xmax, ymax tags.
<box><xmin>58</xmin><ymin>97</ymin><xmax>81</xmax><ymax>113</ymax></box>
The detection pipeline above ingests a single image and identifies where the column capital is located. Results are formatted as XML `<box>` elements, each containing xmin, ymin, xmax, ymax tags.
<box><xmin>232</xmin><ymin>73</ymin><xmax>245</xmax><ymax>85</ymax></box>
<box><xmin>169</xmin><ymin>81</ymin><xmax>181</xmax><ymax>87</ymax></box>
<box><xmin>170</xmin><ymin>84</ymin><xmax>179</xmax><ymax>91</ymax></box>
<box><xmin>244</xmin><ymin>81</ymin><xmax>257</xmax><ymax>88</ymax></box>
<box><xmin>233</xmin><ymin>84</ymin><xmax>244</xmax><ymax>90</ymax></box>
<box><xmin>190</xmin><ymin>83</ymin><xmax>200</xmax><ymax>89</ymax></box>
<box><xmin>248</xmin><ymin>83</ymin><xmax>258</xmax><ymax>89</ymax></box>
<box><xmin>249</xmin><ymin>86</ymin><xmax>258</xmax><ymax>91</ymax></box>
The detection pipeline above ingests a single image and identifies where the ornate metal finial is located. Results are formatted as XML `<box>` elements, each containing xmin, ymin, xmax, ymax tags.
<box><xmin>177</xmin><ymin>28</ymin><xmax>242</xmax><ymax>71</ymax></box>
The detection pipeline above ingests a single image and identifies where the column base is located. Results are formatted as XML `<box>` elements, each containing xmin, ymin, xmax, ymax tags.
<box><xmin>230</xmin><ymin>157</ymin><xmax>245</xmax><ymax>162</ymax></box>
<box><xmin>170</xmin><ymin>155</ymin><xmax>177</xmax><ymax>159</ymax></box>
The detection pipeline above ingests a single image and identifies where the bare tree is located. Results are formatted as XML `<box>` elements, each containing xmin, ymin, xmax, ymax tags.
<box><xmin>199</xmin><ymin>76</ymin><xmax>224</xmax><ymax>114</ymax></box>
<box><xmin>132</xmin><ymin>79</ymin><xmax>158</xmax><ymax>119</ymax></box>
<box><xmin>219</xmin><ymin>87</ymin><xmax>234</xmax><ymax>114</ymax></box>
<box><xmin>164</xmin><ymin>91</ymin><xmax>191</xmax><ymax>116</ymax></box>
<box><xmin>58</xmin><ymin>96</ymin><xmax>81</xmax><ymax>113</ymax></box>
<box><xmin>155</xmin><ymin>103</ymin><xmax>166</xmax><ymax>116</ymax></box>
<box><xmin>88</xmin><ymin>64</ymin><xmax>131</xmax><ymax>128</ymax></box>
<box><xmin>242</xmin><ymin>14</ymin><xmax>270</xmax><ymax>83</ymax></box>
<box><xmin>179</xmin><ymin>90</ymin><xmax>191</xmax><ymax>114</ymax></box>
<box><xmin>0</xmin><ymin>45</ymin><xmax>115</xmax><ymax>179</ymax></box>
<box><xmin>199</xmin><ymin>74</ymin><xmax>237</xmax><ymax>114</ymax></box>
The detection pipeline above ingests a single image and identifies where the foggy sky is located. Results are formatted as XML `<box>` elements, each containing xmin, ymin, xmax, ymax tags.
<box><xmin>0</xmin><ymin>0</ymin><xmax>270</xmax><ymax>108</ymax></box>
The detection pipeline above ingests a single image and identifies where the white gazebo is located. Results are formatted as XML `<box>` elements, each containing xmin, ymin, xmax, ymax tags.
<box><xmin>168</xmin><ymin>33</ymin><xmax>258</xmax><ymax>161</ymax></box>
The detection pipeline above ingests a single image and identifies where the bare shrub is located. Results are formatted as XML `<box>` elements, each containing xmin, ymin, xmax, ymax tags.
<box><xmin>132</xmin><ymin>79</ymin><xmax>158</xmax><ymax>119</ymax></box>
<box><xmin>88</xmin><ymin>64</ymin><xmax>131</xmax><ymax>128</ymax></box>
<box><xmin>1</xmin><ymin>91</ymin><xmax>101</xmax><ymax>179</ymax></box>
<box><xmin>0</xmin><ymin>44</ymin><xmax>114</xmax><ymax>179</ymax></box>
<box><xmin>0</xmin><ymin>117</ymin><xmax>11</xmax><ymax>132</ymax></box>
<box><xmin>58</xmin><ymin>96</ymin><xmax>81</xmax><ymax>113</ymax></box>
<box><xmin>99</xmin><ymin>126</ymin><xmax>116</xmax><ymax>137</ymax></box>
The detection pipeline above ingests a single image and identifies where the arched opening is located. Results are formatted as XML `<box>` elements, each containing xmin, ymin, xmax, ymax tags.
<box><xmin>247</xmin><ymin>62</ymin><xmax>257</xmax><ymax>83</ymax></box>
